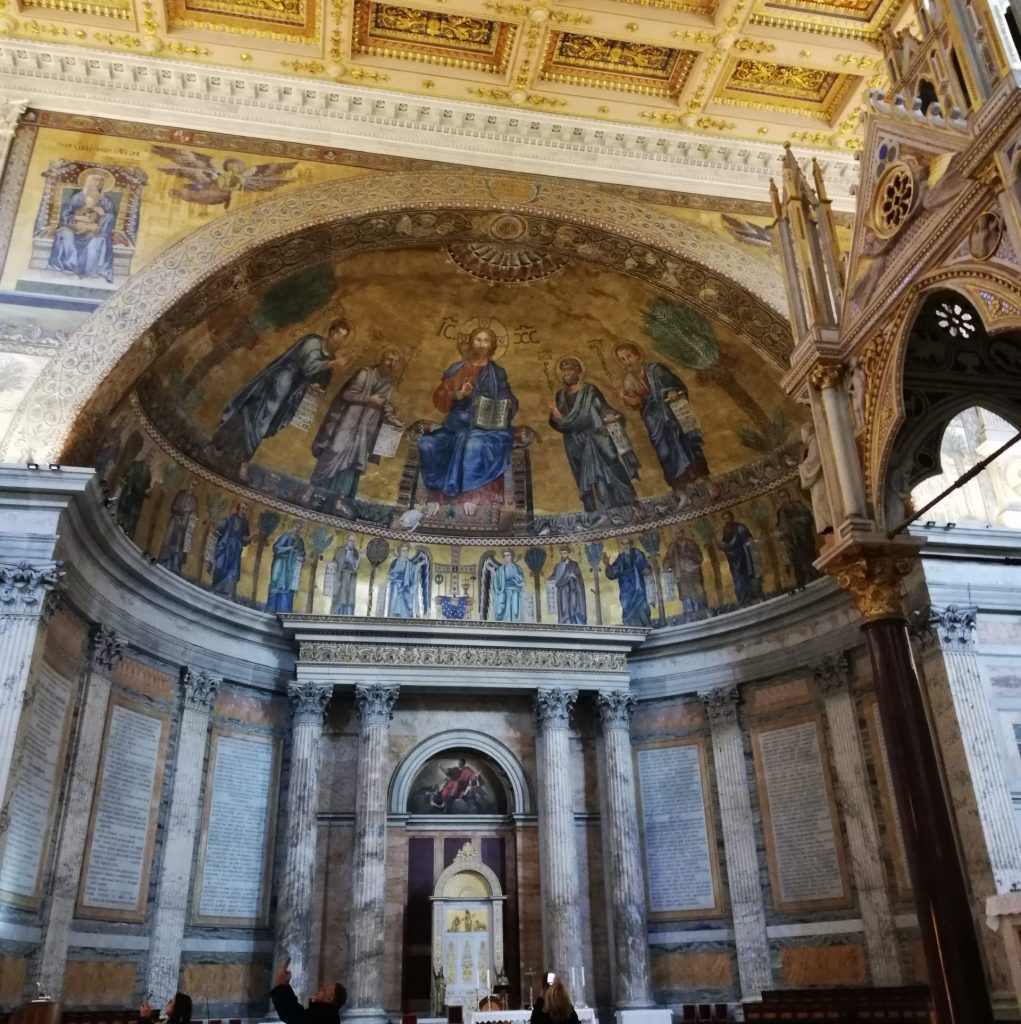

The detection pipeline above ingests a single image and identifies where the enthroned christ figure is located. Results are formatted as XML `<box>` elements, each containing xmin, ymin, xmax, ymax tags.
<box><xmin>417</xmin><ymin>327</ymin><xmax>518</xmax><ymax>515</ymax></box>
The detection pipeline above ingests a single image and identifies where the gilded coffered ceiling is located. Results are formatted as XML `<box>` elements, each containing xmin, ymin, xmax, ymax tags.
<box><xmin>0</xmin><ymin>0</ymin><xmax>903</xmax><ymax>150</ymax></box>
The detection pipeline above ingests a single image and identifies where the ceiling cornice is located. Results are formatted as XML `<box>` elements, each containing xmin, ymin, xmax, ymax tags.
<box><xmin>0</xmin><ymin>39</ymin><xmax>862</xmax><ymax>210</ymax></box>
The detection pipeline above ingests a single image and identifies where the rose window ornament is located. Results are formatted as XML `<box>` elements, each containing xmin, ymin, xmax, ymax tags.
<box><xmin>935</xmin><ymin>301</ymin><xmax>976</xmax><ymax>338</ymax></box>
<box><xmin>872</xmin><ymin>162</ymin><xmax>917</xmax><ymax>239</ymax></box>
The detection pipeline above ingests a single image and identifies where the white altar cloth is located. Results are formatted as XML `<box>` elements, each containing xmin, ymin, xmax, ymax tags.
<box><xmin>470</xmin><ymin>1010</ymin><xmax>596</xmax><ymax>1024</ymax></box>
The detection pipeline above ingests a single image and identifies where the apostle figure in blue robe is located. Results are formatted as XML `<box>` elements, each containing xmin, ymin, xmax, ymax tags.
<box><xmin>719</xmin><ymin>510</ymin><xmax>764</xmax><ymax>605</ymax></box>
<box><xmin>385</xmin><ymin>544</ymin><xmax>429</xmax><ymax>618</ymax></box>
<box><xmin>614</xmin><ymin>341</ymin><xmax>708</xmax><ymax>490</ymax></box>
<box><xmin>418</xmin><ymin>327</ymin><xmax>518</xmax><ymax>506</ymax></box>
<box><xmin>47</xmin><ymin>170</ymin><xmax>117</xmax><ymax>283</ymax></box>
<box><xmin>603</xmin><ymin>537</ymin><xmax>653</xmax><ymax>627</ymax></box>
<box><xmin>210</xmin><ymin>319</ymin><xmax>352</xmax><ymax>480</ymax></box>
<box><xmin>210</xmin><ymin>501</ymin><xmax>251</xmax><ymax>600</ymax></box>
<box><xmin>493</xmin><ymin>549</ymin><xmax>524</xmax><ymax>622</ymax></box>
<box><xmin>266</xmin><ymin>523</ymin><xmax>305</xmax><ymax>612</ymax></box>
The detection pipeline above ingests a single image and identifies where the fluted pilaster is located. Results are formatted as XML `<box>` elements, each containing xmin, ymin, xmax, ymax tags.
<box><xmin>144</xmin><ymin>669</ymin><xmax>221</xmax><ymax>1000</ymax></box>
<box><xmin>814</xmin><ymin>653</ymin><xmax>901</xmax><ymax>985</ymax></box>
<box><xmin>699</xmin><ymin>685</ymin><xmax>770</xmax><ymax>1000</ymax></box>
<box><xmin>34</xmin><ymin>626</ymin><xmax>122</xmax><ymax>997</ymax></box>
<box><xmin>533</xmin><ymin>688</ymin><xmax>582</xmax><ymax>983</ymax></box>
<box><xmin>0</xmin><ymin>562</ymin><xmax>62</xmax><ymax>804</ymax></box>
<box><xmin>596</xmin><ymin>691</ymin><xmax>654</xmax><ymax>1010</ymax></box>
<box><xmin>276</xmin><ymin>682</ymin><xmax>332</xmax><ymax>1003</ymax></box>
<box><xmin>347</xmin><ymin>683</ymin><xmax>398</xmax><ymax>1022</ymax></box>
<box><xmin>922</xmin><ymin>607</ymin><xmax>1021</xmax><ymax>892</ymax></box>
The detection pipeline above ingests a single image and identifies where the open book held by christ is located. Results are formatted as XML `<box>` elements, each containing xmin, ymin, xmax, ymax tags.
<box><xmin>473</xmin><ymin>395</ymin><xmax>513</xmax><ymax>430</ymax></box>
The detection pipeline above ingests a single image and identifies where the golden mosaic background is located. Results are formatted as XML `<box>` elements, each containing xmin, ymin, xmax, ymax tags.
<box><xmin>2</xmin><ymin>0</ymin><xmax>902</xmax><ymax>149</ymax></box>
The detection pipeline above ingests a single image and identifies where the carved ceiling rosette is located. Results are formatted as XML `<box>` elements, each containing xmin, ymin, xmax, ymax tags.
<box><xmin>533</xmin><ymin>687</ymin><xmax>578</xmax><ymax>730</ymax></box>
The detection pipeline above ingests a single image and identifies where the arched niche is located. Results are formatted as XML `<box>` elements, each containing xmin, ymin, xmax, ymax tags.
<box><xmin>431</xmin><ymin>841</ymin><xmax>508</xmax><ymax>1013</ymax></box>
<box><xmin>883</xmin><ymin>290</ymin><xmax>1021</xmax><ymax>531</ymax></box>
<box><xmin>389</xmin><ymin>730</ymin><xmax>533</xmax><ymax>816</ymax></box>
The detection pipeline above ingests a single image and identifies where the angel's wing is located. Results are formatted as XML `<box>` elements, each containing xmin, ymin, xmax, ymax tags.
<box><xmin>478</xmin><ymin>553</ymin><xmax>498</xmax><ymax>621</ymax></box>
<box><xmin>151</xmin><ymin>146</ymin><xmax>218</xmax><ymax>185</ymax></box>
<box><xmin>239</xmin><ymin>162</ymin><xmax>298</xmax><ymax>193</ymax></box>
<box><xmin>722</xmin><ymin>213</ymin><xmax>773</xmax><ymax>246</ymax></box>
<box><xmin>413</xmin><ymin>549</ymin><xmax>431</xmax><ymax>616</ymax></box>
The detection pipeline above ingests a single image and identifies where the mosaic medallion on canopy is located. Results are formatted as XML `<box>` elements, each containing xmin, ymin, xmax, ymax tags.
<box><xmin>119</xmin><ymin>205</ymin><xmax>800</xmax><ymax>542</ymax></box>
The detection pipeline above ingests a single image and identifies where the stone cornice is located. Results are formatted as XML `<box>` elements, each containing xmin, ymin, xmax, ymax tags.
<box><xmin>0</xmin><ymin>40</ymin><xmax>860</xmax><ymax>210</ymax></box>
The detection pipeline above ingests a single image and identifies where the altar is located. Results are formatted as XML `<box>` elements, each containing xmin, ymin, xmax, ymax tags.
<box><xmin>470</xmin><ymin>1011</ymin><xmax>597</xmax><ymax>1024</ymax></box>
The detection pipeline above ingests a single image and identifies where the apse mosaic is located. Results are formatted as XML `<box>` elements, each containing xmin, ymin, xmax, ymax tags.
<box><xmin>82</xmin><ymin>236</ymin><xmax>822</xmax><ymax>627</ymax></box>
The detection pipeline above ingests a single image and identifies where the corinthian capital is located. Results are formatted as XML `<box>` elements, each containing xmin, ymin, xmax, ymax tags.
<box><xmin>353</xmin><ymin>683</ymin><xmax>397</xmax><ymax>727</ymax></box>
<box><xmin>182</xmin><ymin>668</ymin><xmax>221</xmax><ymax>711</ymax></box>
<box><xmin>0</xmin><ymin>561</ymin><xmax>64</xmax><ymax>617</ymax></box>
<box><xmin>533</xmin><ymin>687</ymin><xmax>577</xmax><ymax>730</ymax></box>
<box><xmin>810</xmin><ymin>363</ymin><xmax>844</xmax><ymax>390</ymax></box>
<box><xmin>699</xmin><ymin>684</ymin><xmax>739</xmax><ymax>726</ymax></box>
<box><xmin>924</xmin><ymin>605</ymin><xmax>977</xmax><ymax>651</ymax></box>
<box><xmin>0</xmin><ymin>98</ymin><xmax>27</xmax><ymax>134</ymax></box>
<box><xmin>89</xmin><ymin>625</ymin><xmax>123</xmax><ymax>673</ymax></box>
<box><xmin>814</xmin><ymin>651</ymin><xmax>851</xmax><ymax>697</ymax></box>
<box><xmin>596</xmin><ymin>690</ymin><xmax>636</xmax><ymax>731</ymax></box>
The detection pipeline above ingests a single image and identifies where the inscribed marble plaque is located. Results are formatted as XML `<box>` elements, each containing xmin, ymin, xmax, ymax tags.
<box><xmin>0</xmin><ymin>666</ymin><xmax>72</xmax><ymax>901</ymax></box>
<box><xmin>195</xmin><ymin>732</ymin><xmax>278</xmax><ymax>923</ymax></box>
<box><xmin>637</xmin><ymin>741</ymin><xmax>718</xmax><ymax>915</ymax></box>
<box><xmin>754</xmin><ymin>717</ymin><xmax>848</xmax><ymax>910</ymax></box>
<box><xmin>80</xmin><ymin>703</ymin><xmax>164</xmax><ymax>916</ymax></box>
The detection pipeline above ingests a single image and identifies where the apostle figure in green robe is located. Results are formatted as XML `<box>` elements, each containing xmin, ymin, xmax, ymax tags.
<box><xmin>548</xmin><ymin>356</ymin><xmax>639</xmax><ymax>511</ymax></box>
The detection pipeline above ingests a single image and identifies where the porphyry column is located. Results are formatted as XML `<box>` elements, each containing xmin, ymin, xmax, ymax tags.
<box><xmin>533</xmin><ymin>688</ymin><xmax>582</xmax><ymax>982</ymax></box>
<box><xmin>275</xmin><ymin>682</ymin><xmax>332</xmax><ymax>1003</ymax></box>
<box><xmin>699</xmin><ymin>685</ymin><xmax>770</xmax><ymax>1000</ymax></box>
<box><xmin>596</xmin><ymin>691</ymin><xmax>659</xmax><ymax>1019</ymax></box>
<box><xmin>34</xmin><ymin>625</ymin><xmax>123</xmax><ymax>997</ymax></box>
<box><xmin>346</xmin><ymin>683</ymin><xmax>399</xmax><ymax>1024</ymax></box>
<box><xmin>814</xmin><ymin>654</ymin><xmax>901</xmax><ymax>985</ymax></box>
<box><xmin>0</xmin><ymin>562</ymin><xmax>62</xmax><ymax>801</ymax></box>
<box><xmin>144</xmin><ymin>669</ymin><xmax>220</xmax><ymax>1001</ymax></box>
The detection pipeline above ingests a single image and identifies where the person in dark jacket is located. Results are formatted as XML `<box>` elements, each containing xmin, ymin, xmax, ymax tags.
<box><xmin>530</xmin><ymin>976</ymin><xmax>580</xmax><ymax>1024</ymax></box>
<box><xmin>138</xmin><ymin>992</ymin><xmax>193</xmax><ymax>1024</ymax></box>
<box><xmin>271</xmin><ymin>960</ymin><xmax>347</xmax><ymax>1024</ymax></box>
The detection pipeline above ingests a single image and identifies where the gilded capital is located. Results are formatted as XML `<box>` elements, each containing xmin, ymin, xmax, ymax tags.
<box><xmin>699</xmin><ymin>684</ymin><xmax>739</xmax><ymax>726</ymax></box>
<box><xmin>533</xmin><ymin>687</ymin><xmax>577</xmax><ymax>730</ymax></box>
<box><xmin>596</xmin><ymin>690</ymin><xmax>636</xmax><ymax>731</ymax></box>
<box><xmin>353</xmin><ymin>683</ymin><xmax>397</xmax><ymax>727</ymax></box>
<box><xmin>823</xmin><ymin>548</ymin><xmax>915</xmax><ymax>621</ymax></box>
<box><xmin>810</xmin><ymin>363</ymin><xmax>844</xmax><ymax>390</ymax></box>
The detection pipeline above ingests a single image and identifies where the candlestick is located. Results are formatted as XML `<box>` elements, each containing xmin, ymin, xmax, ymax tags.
<box><xmin>570</xmin><ymin>968</ymin><xmax>576</xmax><ymax>992</ymax></box>
<box><xmin>529</xmin><ymin>987</ymin><xmax>533</xmax><ymax>1008</ymax></box>
<box><xmin>580</xmin><ymin>966</ymin><xmax>585</xmax><ymax>990</ymax></box>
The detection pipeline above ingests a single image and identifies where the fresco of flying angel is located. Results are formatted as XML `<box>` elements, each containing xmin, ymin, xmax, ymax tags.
<box><xmin>151</xmin><ymin>146</ymin><xmax>297</xmax><ymax>209</ymax></box>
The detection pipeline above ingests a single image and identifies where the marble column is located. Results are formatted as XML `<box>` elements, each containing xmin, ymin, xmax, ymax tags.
<box><xmin>0</xmin><ymin>561</ymin><xmax>62</xmax><ymax>802</ymax></box>
<box><xmin>144</xmin><ymin>669</ymin><xmax>220</xmax><ymax>1001</ymax></box>
<box><xmin>533</xmin><ymin>688</ymin><xmax>583</xmax><ymax>983</ymax></box>
<box><xmin>923</xmin><ymin>606</ymin><xmax>1021</xmax><ymax>892</ymax></box>
<box><xmin>34</xmin><ymin>625</ymin><xmax>122</xmax><ymax>997</ymax></box>
<box><xmin>276</xmin><ymin>682</ymin><xmax>333</xmax><ymax>1004</ymax></box>
<box><xmin>810</xmin><ymin>364</ymin><xmax>867</xmax><ymax>521</ymax></box>
<box><xmin>595</xmin><ymin>691</ymin><xmax>656</xmax><ymax>1013</ymax></box>
<box><xmin>699</xmin><ymin>685</ymin><xmax>770</xmax><ymax>1000</ymax></box>
<box><xmin>0</xmin><ymin>97</ymin><xmax>28</xmax><ymax>184</ymax></box>
<box><xmin>346</xmin><ymin>683</ymin><xmax>398</xmax><ymax>1024</ymax></box>
<box><xmin>813</xmin><ymin>653</ymin><xmax>902</xmax><ymax>986</ymax></box>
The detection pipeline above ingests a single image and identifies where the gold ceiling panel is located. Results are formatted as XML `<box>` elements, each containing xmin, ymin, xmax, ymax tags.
<box><xmin>538</xmin><ymin>31</ymin><xmax>697</xmax><ymax>98</ymax></box>
<box><xmin>714</xmin><ymin>57</ymin><xmax>858</xmax><ymax>118</ymax></box>
<box><xmin>18</xmin><ymin>0</ymin><xmax>133</xmax><ymax>19</ymax></box>
<box><xmin>166</xmin><ymin>0</ymin><xmax>319</xmax><ymax>39</ymax></box>
<box><xmin>352</xmin><ymin>1</ymin><xmax>516</xmax><ymax>73</ymax></box>
<box><xmin>759</xmin><ymin>0</ymin><xmax>882</xmax><ymax>21</ymax></box>
<box><xmin>607</xmin><ymin>0</ymin><xmax>717</xmax><ymax>14</ymax></box>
